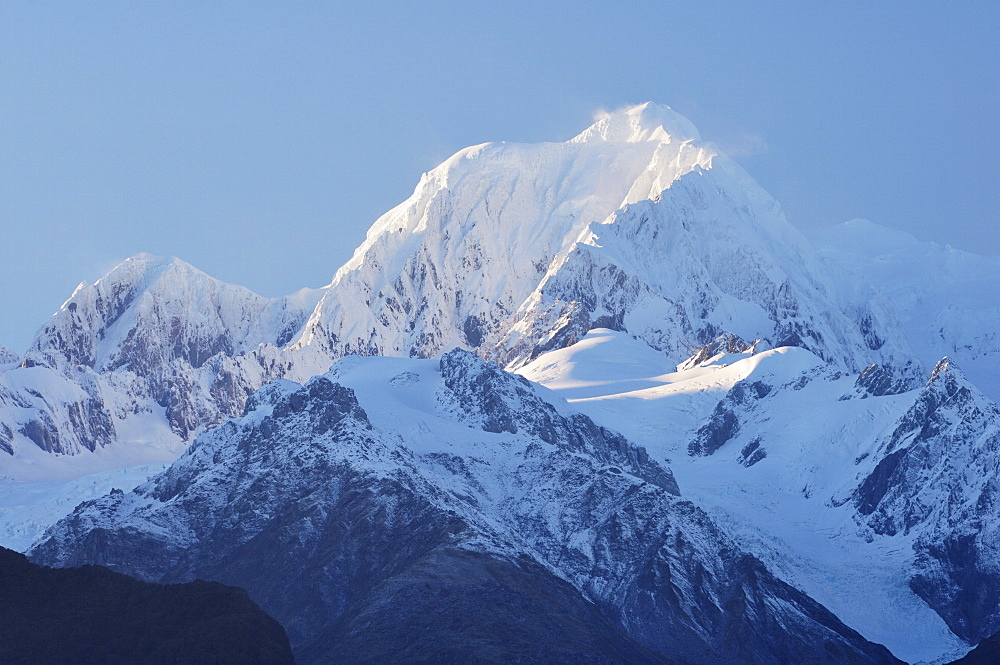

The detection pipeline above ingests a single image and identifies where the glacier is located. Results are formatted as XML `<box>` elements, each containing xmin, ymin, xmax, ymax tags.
<box><xmin>518</xmin><ymin>328</ymin><xmax>971</xmax><ymax>663</ymax></box>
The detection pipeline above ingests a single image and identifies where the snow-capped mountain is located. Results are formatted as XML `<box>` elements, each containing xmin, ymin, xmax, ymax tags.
<box><xmin>25</xmin><ymin>253</ymin><xmax>317</xmax><ymax>372</ymax></box>
<box><xmin>4</xmin><ymin>103</ymin><xmax>999</xmax><ymax>663</ymax></box>
<box><xmin>808</xmin><ymin>219</ymin><xmax>1000</xmax><ymax>402</ymax></box>
<box><xmin>0</xmin><ymin>104</ymin><xmax>922</xmax><ymax>470</ymax></box>
<box><xmin>0</xmin><ymin>104</ymin><xmax>916</xmax><ymax>470</ymax></box>
<box><xmin>30</xmin><ymin>350</ymin><xmax>901</xmax><ymax>665</ymax></box>
<box><xmin>852</xmin><ymin>358</ymin><xmax>1000</xmax><ymax>644</ymax></box>
<box><xmin>294</xmin><ymin>103</ymin><xmax>919</xmax><ymax>386</ymax></box>
<box><xmin>0</xmin><ymin>254</ymin><xmax>324</xmax><ymax>470</ymax></box>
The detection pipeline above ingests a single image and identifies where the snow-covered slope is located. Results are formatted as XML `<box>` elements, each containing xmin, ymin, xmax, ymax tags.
<box><xmin>31</xmin><ymin>351</ymin><xmax>900</xmax><ymax>665</ymax></box>
<box><xmin>808</xmin><ymin>219</ymin><xmax>1000</xmax><ymax>401</ymax></box>
<box><xmin>0</xmin><ymin>463</ymin><xmax>170</xmax><ymax>553</ymax></box>
<box><xmin>518</xmin><ymin>329</ymin><xmax>988</xmax><ymax>663</ymax></box>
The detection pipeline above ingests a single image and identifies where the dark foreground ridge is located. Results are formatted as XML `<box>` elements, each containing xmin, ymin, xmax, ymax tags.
<box><xmin>945</xmin><ymin>631</ymin><xmax>1000</xmax><ymax>665</ymax></box>
<box><xmin>0</xmin><ymin>546</ymin><xmax>294</xmax><ymax>665</ymax></box>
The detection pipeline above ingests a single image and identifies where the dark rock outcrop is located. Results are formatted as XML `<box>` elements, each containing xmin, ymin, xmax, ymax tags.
<box><xmin>439</xmin><ymin>349</ymin><xmax>679</xmax><ymax>494</ymax></box>
<box><xmin>853</xmin><ymin>363</ymin><xmax>913</xmax><ymax>398</ymax></box>
<box><xmin>678</xmin><ymin>331</ymin><xmax>753</xmax><ymax>370</ymax></box>
<box><xmin>688</xmin><ymin>380</ymin><xmax>772</xmax><ymax>456</ymax></box>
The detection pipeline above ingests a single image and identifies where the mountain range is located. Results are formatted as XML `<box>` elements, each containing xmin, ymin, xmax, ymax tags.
<box><xmin>3</xmin><ymin>103</ymin><xmax>998</xmax><ymax>664</ymax></box>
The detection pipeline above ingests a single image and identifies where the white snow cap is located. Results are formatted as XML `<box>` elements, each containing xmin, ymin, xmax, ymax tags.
<box><xmin>572</xmin><ymin>102</ymin><xmax>701</xmax><ymax>144</ymax></box>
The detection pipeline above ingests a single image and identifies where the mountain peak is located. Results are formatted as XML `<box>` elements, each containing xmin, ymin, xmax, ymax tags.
<box><xmin>571</xmin><ymin>102</ymin><xmax>701</xmax><ymax>144</ymax></box>
<box><xmin>927</xmin><ymin>356</ymin><xmax>969</xmax><ymax>389</ymax></box>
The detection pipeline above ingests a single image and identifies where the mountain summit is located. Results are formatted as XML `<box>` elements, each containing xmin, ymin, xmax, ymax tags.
<box><xmin>295</xmin><ymin>103</ymin><xmax>918</xmax><ymax>390</ymax></box>
<box><xmin>572</xmin><ymin>102</ymin><xmax>702</xmax><ymax>143</ymax></box>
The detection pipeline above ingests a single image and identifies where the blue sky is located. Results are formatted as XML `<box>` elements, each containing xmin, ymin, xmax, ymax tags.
<box><xmin>2</xmin><ymin>1</ymin><xmax>997</xmax><ymax>352</ymax></box>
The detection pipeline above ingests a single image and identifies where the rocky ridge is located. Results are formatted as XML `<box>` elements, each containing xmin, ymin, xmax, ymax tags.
<box><xmin>851</xmin><ymin>358</ymin><xmax>1000</xmax><ymax>644</ymax></box>
<box><xmin>30</xmin><ymin>350</ymin><xmax>900</xmax><ymax>665</ymax></box>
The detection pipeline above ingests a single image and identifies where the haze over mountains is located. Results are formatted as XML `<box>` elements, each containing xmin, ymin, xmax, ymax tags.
<box><xmin>2</xmin><ymin>103</ymin><xmax>998</xmax><ymax>664</ymax></box>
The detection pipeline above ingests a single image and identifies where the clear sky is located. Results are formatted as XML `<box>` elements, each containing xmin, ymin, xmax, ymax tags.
<box><xmin>2</xmin><ymin>1</ymin><xmax>998</xmax><ymax>353</ymax></box>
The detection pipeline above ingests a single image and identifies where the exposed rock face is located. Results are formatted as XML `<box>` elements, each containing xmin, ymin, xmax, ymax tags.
<box><xmin>0</xmin><ymin>255</ymin><xmax>323</xmax><ymax>458</ymax></box>
<box><xmin>437</xmin><ymin>349</ymin><xmax>679</xmax><ymax>493</ymax></box>
<box><xmin>853</xmin><ymin>363</ymin><xmax>913</xmax><ymax>398</ymax></box>
<box><xmin>0</xmin><ymin>545</ymin><xmax>294</xmax><ymax>665</ymax></box>
<box><xmin>676</xmin><ymin>332</ymin><xmax>754</xmax><ymax>371</ymax></box>
<box><xmin>0</xmin><ymin>364</ymin><xmax>117</xmax><ymax>455</ymax></box>
<box><xmin>852</xmin><ymin>358</ymin><xmax>1000</xmax><ymax>643</ymax></box>
<box><xmin>31</xmin><ymin>351</ymin><xmax>900</xmax><ymax>665</ymax></box>
<box><xmin>737</xmin><ymin>436</ymin><xmax>767</xmax><ymax>467</ymax></box>
<box><xmin>688</xmin><ymin>380</ymin><xmax>772</xmax><ymax>456</ymax></box>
